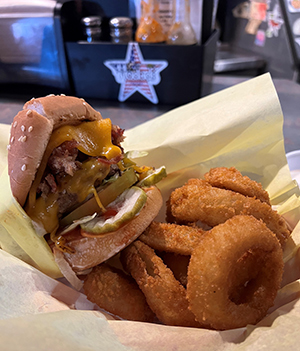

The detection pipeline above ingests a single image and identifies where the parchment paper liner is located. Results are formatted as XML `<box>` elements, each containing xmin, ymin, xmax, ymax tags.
<box><xmin>1</xmin><ymin>73</ymin><xmax>300</xmax><ymax>350</ymax></box>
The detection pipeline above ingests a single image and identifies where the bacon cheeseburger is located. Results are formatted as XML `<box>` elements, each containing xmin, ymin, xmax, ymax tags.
<box><xmin>6</xmin><ymin>95</ymin><xmax>165</xmax><ymax>287</ymax></box>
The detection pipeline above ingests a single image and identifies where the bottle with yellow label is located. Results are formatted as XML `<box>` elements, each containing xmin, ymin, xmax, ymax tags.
<box><xmin>135</xmin><ymin>0</ymin><xmax>166</xmax><ymax>43</ymax></box>
<box><xmin>167</xmin><ymin>0</ymin><xmax>197</xmax><ymax>45</ymax></box>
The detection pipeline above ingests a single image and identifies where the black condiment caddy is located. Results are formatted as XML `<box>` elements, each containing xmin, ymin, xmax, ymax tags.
<box><xmin>58</xmin><ymin>0</ymin><xmax>218</xmax><ymax>105</ymax></box>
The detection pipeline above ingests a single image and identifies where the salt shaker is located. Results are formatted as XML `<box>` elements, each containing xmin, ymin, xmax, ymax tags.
<box><xmin>109</xmin><ymin>17</ymin><xmax>133</xmax><ymax>44</ymax></box>
<box><xmin>81</xmin><ymin>16</ymin><xmax>102</xmax><ymax>42</ymax></box>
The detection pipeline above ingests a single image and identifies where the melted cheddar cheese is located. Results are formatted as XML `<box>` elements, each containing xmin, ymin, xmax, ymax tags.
<box><xmin>51</xmin><ymin>119</ymin><xmax>121</xmax><ymax>158</ymax></box>
<box><xmin>25</xmin><ymin>119</ymin><xmax>121</xmax><ymax>233</ymax></box>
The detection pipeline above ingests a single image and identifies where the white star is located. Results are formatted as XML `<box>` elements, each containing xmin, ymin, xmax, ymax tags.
<box><xmin>104</xmin><ymin>42</ymin><xmax>168</xmax><ymax>104</ymax></box>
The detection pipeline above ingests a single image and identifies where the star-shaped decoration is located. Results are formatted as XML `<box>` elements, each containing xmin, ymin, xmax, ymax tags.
<box><xmin>104</xmin><ymin>42</ymin><xmax>168</xmax><ymax>104</ymax></box>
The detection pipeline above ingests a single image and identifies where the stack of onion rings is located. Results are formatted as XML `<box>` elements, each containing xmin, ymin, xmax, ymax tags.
<box><xmin>84</xmin><ymin>167</ymin><xmax>287</xmax><ymax>330</ymax></box>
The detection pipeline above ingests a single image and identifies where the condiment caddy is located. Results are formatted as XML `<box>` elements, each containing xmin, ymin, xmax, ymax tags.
<box><xmin>59</xmin><ymin>0</ymin><xmax>218</xmax><ymax>105</ymax></box>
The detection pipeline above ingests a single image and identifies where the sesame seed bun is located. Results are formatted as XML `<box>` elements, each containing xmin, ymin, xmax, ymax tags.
<box><xmin>8</xmin><ymin>95</ymin><xmax>102</xmax><ymax>206</ymax></box>
<box><xmin>6</xmin><ymin>95</ymin><xmax>164</xmax><ymax>283</ymax></box>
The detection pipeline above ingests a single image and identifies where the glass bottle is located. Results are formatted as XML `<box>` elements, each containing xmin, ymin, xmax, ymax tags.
<box><xmin>167</xmin><ymin>0</ymin><xmax>197</xmax><ymax>45</ymax></box>
<box><xmin>135</xmin><ymin>0</ymin><xmax>166</xmax><ymax>43</ymax></box>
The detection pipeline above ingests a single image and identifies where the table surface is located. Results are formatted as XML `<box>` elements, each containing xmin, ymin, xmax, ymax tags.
<box><xmin>0</xmin><ymin>75</ymin><xmax>299</xmax><ymax>153</ymax></box>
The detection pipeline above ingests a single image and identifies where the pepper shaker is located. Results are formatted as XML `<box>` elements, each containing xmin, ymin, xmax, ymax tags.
<box><xmin>109</xmin><ymin>17</ymin><xmax>133</xmax><ymax>44</ymax></box>
<box><xmin>81</xmin><ymin>16</ymin><xmax>102</xmax><ymax>42</ymax></box>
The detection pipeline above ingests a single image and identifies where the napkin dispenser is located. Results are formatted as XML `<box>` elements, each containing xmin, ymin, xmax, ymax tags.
<box><xmin>0</xmin><ymin>0</ymin><xmax>70</xmax><ymax>91</ymax></box>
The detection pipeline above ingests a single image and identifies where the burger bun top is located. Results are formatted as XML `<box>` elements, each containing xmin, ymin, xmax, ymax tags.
<box><xmin>8</xmin><ymin>95</ymin><xmax>102</xmax><ymax>206</ymax></box>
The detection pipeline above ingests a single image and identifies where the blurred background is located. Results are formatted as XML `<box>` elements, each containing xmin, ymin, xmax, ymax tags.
<box><xmin>0</xmin><ymin>0</ymin><xmax>300</xmax><ymax>151</ymax></box>
<box><xmin>216</xmin><ymin>0</ymin><xmax>300</xmax><ymax>80</ymax></box>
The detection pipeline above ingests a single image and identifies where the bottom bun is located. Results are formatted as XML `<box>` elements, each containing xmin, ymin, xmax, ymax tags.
<box><xmin>63</xmin><ymin>186</ymin><xmax>163</xmax><ymax>272</ymax></box>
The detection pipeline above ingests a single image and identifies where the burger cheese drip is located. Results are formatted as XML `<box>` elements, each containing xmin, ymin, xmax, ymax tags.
<box><xmin>27</xmin><ymin>158</ymin><xmax>111</xmax><ymax>233</ymax></box>
<box><xmin>25</xmin><ymin>118</ymin><xmax>122</xmax><ymax>241</ymax></box>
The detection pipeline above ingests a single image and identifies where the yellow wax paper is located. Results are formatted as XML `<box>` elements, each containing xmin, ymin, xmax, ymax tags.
<box><xmin>1</xmin><ymin>73</ymin><xmax>300</xmax><ymax>350</ymax></box>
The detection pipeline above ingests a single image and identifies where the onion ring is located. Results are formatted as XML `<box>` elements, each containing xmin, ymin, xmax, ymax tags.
<box><xmin>139</xmin><ymin>221</ymin><xmax>205</xmax><ymax>255</ymax></box>
<box><xmin>83</xmin><ymin>263</ymin><xmax>156</xmax><ymax>322</ymax></box>
<box><xmin>204</xmin><ymin>167</ymin><xmax>270</xmax><ymax>205</ymax></box>
<box><xmin>121</xmin><ymin>240</ymin><xmax>200</xmax><ymax>327</ymax></box>
<box><xmin>187</xmin><ymin>215</ymin><xmax>283</xmax><ymax>330</ymax></box>
<box><xmin>168</xmin><ymin>178</ymin><xmax>290</xmax><ymax>247</ymax></box>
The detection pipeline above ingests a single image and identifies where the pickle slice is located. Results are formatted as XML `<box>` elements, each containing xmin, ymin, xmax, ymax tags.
<box><xmin>60</xmin><ymin>168</ymin><xmax>138</xmax><ymax>228</ymax></box>
<box><xmin>80</xmin><ymin>186</ymin><xmax>147</xmax><ymax>234</ymax></box>
<box><xmin>60</xmin><ymin>214</ymin><xmax>97</xmax><ymax>235</ymax></box>
<box><xmin>137</xmin><ymin>166</ymin><xmax>167</xmax><ymax>187</ymax></box>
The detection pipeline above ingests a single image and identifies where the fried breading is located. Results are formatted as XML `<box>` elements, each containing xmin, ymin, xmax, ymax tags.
<box><xmin>84</xmin><ymin>263</ymin><xmax>155</xmax><ymax>322</ymax></box>
<box><xmin>168</xmin><ymin>178</ymin><xmax>290</xmax><ymax>247</ymax></box>
<box><xmin>121</xmin><ymin>240</ymin><xmax>200</xmax><ymax>327</ymax></box>
<box><xmin>187</xmin><ymin>215</ymin><xmax>283</xmax><ymax>330</ymax></box>
<box><xmin>139</xmin><ymin>221</ymin><xmax>205</xmax><ymax>255</ymax></box>
<box><xmin>204</xmin><ymin>167</ymin><xmax>270</xmax><ymax>205</ymax></box>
